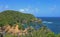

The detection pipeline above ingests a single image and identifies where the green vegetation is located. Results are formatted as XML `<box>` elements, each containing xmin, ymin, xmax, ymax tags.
<box><xmin>0</xmin><ymin>10</ymin><xmax>36</xmax><ymax>27</ymax></box>
<box><xmin>0</xmin><ymin>10</ymin><xmax>60</xmax><ymax>37</ymax></box>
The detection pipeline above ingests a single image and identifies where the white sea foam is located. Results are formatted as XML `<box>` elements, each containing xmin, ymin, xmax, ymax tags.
<box><xmin>42</xmin><ymin>21</ymin><xmax>53</xmax><ymax>24</ymax></box>
<box><xmin>47</xmin><ymin>22</ymin><xmax>53</xmax><ymax>24</ymax></box>
<box><xmin>42</xmin><ymin>21</ymin><xmax>47</xmax><ymax>23</ymax></box>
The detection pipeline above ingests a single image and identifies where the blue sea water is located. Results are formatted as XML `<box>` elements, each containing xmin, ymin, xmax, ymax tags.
<box><xmin>38</xmin><ymin>17</ymin><xmax>60</xmax><ymax>34</ymax></box>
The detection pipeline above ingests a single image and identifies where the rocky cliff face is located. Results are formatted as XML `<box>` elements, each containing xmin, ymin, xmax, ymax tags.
<box><xmin>0</xmin><ymin>24</ymin><xmax>29</xmax><ymax>35</ymax></box>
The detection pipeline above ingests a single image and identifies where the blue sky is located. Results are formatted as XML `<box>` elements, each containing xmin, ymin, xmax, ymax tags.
<box><xmin>0</xmin><ymin>0</ymin><xmax>60</xmax><ymax>17</ymax></box>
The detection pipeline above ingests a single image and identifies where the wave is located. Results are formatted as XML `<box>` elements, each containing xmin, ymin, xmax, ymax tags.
<box><xmin>42</xmin><ymin>21</ymin><xmax>53</xmax><ymax>24</ymax></box>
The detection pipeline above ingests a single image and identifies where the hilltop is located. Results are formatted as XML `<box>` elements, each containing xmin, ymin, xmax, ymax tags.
<box><xmin>0</xmin><ymin>10</ymin><xmax>37</xmax><ymax>27</ymax></box>
<box><xmin>0</xmin><ymin>10</ymin><xmax>42</xmax><ymax>35</ymax></box>
<box><xmin>0</xmin><ymin>10</ymin><xmax>42</xmax><ymax>29</ymax></box>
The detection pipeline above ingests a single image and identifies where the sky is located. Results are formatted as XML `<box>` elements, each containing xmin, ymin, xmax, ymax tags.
<box><xmin>0</xmin><ymin>0</ymin><xmax>60</xmax><ymax>17</ymax></box>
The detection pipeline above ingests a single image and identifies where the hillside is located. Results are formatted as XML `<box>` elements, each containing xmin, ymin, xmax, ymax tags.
<box><xmin>0</xmin><ymin>10</ymin><xmax>36</xmax><ymax>27</ymax></box>
<box><xmin>0</xmin><ymin>10</ymin><xmax>60</xmax><ymax>37</ymax></box>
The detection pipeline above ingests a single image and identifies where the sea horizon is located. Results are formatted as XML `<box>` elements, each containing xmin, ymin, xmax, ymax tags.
<box><xmin>37</xmin><ymin>17</ymin><xmax>60</xmax><ymax>34</ymax></box>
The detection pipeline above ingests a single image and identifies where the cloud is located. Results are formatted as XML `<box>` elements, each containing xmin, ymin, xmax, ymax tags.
<box><xmin>49</xmin><ymin>5</ymin><xmax>56</xmax><ymax>11</ymax></box>
<box><xmin>25</xmin><ymin>8</ymin><xmax>29</xmax><ymax>11</ymax></box>
<box><xmin>19</xmin><ymin>7</ymin><xmax>40</xmax><ymax>14</ymax></box>
<box><xmin>19</xmin><ymin>9</ymin><xmax>25</xmax><ymax>12</ymax></box>
<box><xmin>5</xmin><ymin>5</ymin><xmax>9</xmax><ymax>9</ymax></box>
<box><xmin>51</xmin><ymin>7</ymin><xmax>56</xmax><ymax>10</ymax></box>
<box><xmin>0</xmin><ymin>5</ymin><xmax>3</xmax><ymax>10</ymax></box>
<box><xmin>0</xmin><ymin>5</ymin><xmax>9</xmax><ymax>11</ymax></box>
<box><xmin>35</xmin><ymin>8</ymin><xmax>40</xmax><ymax>12</ymax></box>
<box><xmin>19</xmin><ymin>8</ymin><xmax>30</xmax><ymax>13</ymax></box>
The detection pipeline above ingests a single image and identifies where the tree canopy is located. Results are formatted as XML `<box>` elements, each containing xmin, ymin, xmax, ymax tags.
<box><xmin>0</xmin><ymin>10</ymin><xmax>36</xmax><ymax>27</ymax></box>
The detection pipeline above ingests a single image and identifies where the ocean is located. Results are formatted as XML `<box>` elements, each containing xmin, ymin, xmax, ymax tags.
<box><xmin>38</xmin><ymin>17</ymin><xmax>60</xmax><ymax>34</ymax></box>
